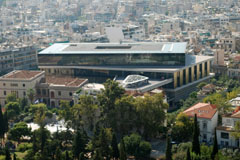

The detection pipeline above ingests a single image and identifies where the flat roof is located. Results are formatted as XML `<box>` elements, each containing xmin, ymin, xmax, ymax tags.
<box><xmin>39</xmin><ymin>42</ymin><xmax>187</xmax><ymax>54</ymax></box>
<box><xmin>0</xmin><ymin>70</ymin><xmax>44</xmax><ymax>80</ymax></box>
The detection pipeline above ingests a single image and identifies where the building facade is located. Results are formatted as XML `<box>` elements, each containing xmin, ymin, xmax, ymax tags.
<box><xmin>38</xmin><ymin>42</ymin><xmax>214</xmax><ymax>105</ymax></box>
<box><xmin>0</xmin><ymin>45</ymin><xmax>38</xmax><ymax>76</ymax></box>
<box><xmin>0</xmin><ymin>70</ymin><xmax>45</xmax><ymax>106</ymax></box>
<box><xmin>183</xmin><ymin>103</ymin><xmax>218</xmax><ymax>144</ymax></box>
<box><xmin>217</xmin><ymin>111</ymin><xmax>240</xmax><ymax>148</ymax></box>
<box><xmin>36</xmin><ymin>76</ymin><xmax>88</xmax><ymax>107</ymax></box>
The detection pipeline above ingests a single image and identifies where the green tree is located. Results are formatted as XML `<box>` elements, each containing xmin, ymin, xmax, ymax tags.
<box><xmin>165</xmin><ymin>136</ymin><xmax>172</xmax><ymax>160</ymax></box>
<box><xmin>98</xmin><ymin>128</ymin><xmax>112</xmax><ymax>159</ymax></box>
<box><xmin>72</xmin><ymin>95</ymin><xmax>99</xmax><ymax>131</ymax></box>
<box><xmin>93</xmin><ymin>149</ymin><xmax>103</xmax><ymax>160</ymax></box>
<box><xmin>65</xmin><ymin>151</ymin><xmax>70</xmax><ymax>160</ymax></box>
<box><xmin>6</xmin><ymin>93</ymin><xmax>17</xmax><ymax>103</ymax></box>
<box><xmin>32</xmin><ymin>132</ymin><xmax>38</xmax><ymax>154</ymax></box>
<box><xmin>5</xmin><ymin>147</ymin><xmax>11</xmax><ymax>160</ymax></box>
<box><xmin>186</xmin><ymin>147</ymin><xmax>191</xmax><ymax>160</ymax></box>
<box><xmin>211</xmin><ymin>129</ymin><xmax>218</xmax><ymax>160</ymax></box>
<box><xmin>114</xmin><ymin>96</ymin><xmax>137</xmax><ymax>136</ymax></box>
<box><xmin>119</xmin><ymin>139</ymin><xmax>127</xmax><ymax>160</ymax></box>
<box><xmin>19</xmin><ymin>96</ymin><xmax>28</xmax><ymax>111</ymax></box>
<box><xmin>79</xmin><ymin>152</ymin><xmax>85</xmax><ymax>160</ymax></box>
<box><xmin>56</xmin><ymin>147</ymin><xmax>62</xmax><ymax>160</ymax></box>
<box><xmin>13</xmin><ymin>154</ymin><xmax>17</xmax><ymax>160</ymax></box>
<box><xmin>8</xmin><ymin>122</ymin><xmax>31</xmax><ymax>143</ymax></box>
<box><xmin>27</xmin><ymin>88</ymin><xmax>36</xmax><ymax>104</ymax></box>
<box><xmin>231</xmin><ymin>121</ymin><xmax>240</xmax><ymax>148</ymax></box>
<box><xmin>203</xmin><ymin>93</ymin><xmax>231</xmax><ymax>114</ymax></box>
<box><xmin>136</xmin><ymin>141</ymin><xmax>152</xmax><ymax>159</ymax></box>
<box><xmin>5</xmin><ymin>102</ymin><xmax>20</xmax><ymax>120</ymax></box>
<box><xmin>97</xmin><ymin>79</ymin><xmax>125</xmax><ymax>127</ymax></box>
<box><xmin>192</xmin><ymin>114</ymin><xmax>200</xmax><ymax>155</ymax></box>
<box><xmin>197</xmin><ymin>82</ymin><xmax>207</xmax><ymax>90</ymax></box>
<box><xmin>123</xmin><ymin>133</ymin><xmax>151</xmax><ymax>159</ymax></box>
<box><xmin>59</xmin><ymin>100</ymin><xmax>72</xmax><ymax>121</ymax></box>
<box><xmin>72</xmin><ymin>129</ymin><xmax>88</xmax><ymax>158</ymax></box>
<box><xmin>111</xmin><ymin>132</ymin><xmax>119</xmax><ymax>159</ymax></box>
<box><xmin>30</xmin><ymin>103</ymin><xmax>48</xmax><ymax>127</ymax></box>
<box><xmin>172</xmin><ymin>113</ymin><xmax>194</xmax><ymax>142</ymax></box>
<box><xmin>135</xmin><ymin>93</ymin><xmax>168</xmax><ymax>139</ymax></box>
<box><xmin>3</xmin><ymin>111</ymin><xmax>8</xmax><ymax>134</ymax></box>
<box><xmin>0</xmin><ymin>106</ymin><xmax>4</xmax><ymax>139</ymax></box>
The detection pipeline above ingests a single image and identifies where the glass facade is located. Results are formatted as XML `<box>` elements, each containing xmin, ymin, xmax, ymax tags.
<box><xmin>38</xmin><ymin>53</ymin><xmax>185</xmax><ymax>66</ymax></box>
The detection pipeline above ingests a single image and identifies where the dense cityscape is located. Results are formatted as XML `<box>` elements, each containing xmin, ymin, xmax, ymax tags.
<box><xmin>0</xmin><ymin>0</ymin><xmax>240</xmax><ymax>159</ymax></box>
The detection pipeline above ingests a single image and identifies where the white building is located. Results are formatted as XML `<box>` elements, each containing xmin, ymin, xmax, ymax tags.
<box><xmin>229</xmin><ymin>94</ymin><xmax>240</xmax><ymax>107</ymax></box>
<box><xmin>183</xmin><ymin>103</ymin><xmax>218</xmax><ymax>144</ymax></box>
<box><xmin>73</xmin><ymin>83</ymin><xmax>104</xmax><ymax>105</ymax></box>
<box><xmin>216</xmin><ymin>111</ymin><xmax>240</xmax><ymax>148</ymax></box>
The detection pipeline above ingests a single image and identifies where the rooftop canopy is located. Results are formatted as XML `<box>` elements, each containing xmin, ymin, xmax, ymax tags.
<box><xmin>39</xmin><ymin>42</ymin><xmax>187</xmax><ymax>55</ymax></box>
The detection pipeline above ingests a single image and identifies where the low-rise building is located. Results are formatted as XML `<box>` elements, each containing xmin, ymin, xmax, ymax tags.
<box><xmin>229</xmin><ymin>94</ymin><xmax>240</xmax><ymax>107</ymax></box>
<box><xmin>73</xmin><ymin>83</ymin><xmax>104</xmax><ymax>105</ymax></box>
<box><xmin>0</xmin><ymin>70</ymin><xmax>88</xmax><ymax>107</ymax></box>
<box><xmin>0</xmin><ymin>70</ymin><xmax>45</xmax><ymax>106</ymax></box>
<box><xmin>183</xmin><ymin>103</ymin><xmax>218</xmax><ymax>144</ymax></box>
<box><xmin>36</xmin><ymin>76</ymin><xmax>88</xmax><ymax>107</ymax></box>
<box><xmin>216</xmin><ymin>111</ymin><xmax>240</xmax><ymax>148</ymax></box>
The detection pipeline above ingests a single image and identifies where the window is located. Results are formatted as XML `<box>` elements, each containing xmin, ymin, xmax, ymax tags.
<box><xmin>203</xmin><ymin>122</ymin><xmax>207</xmax><ymax>129</ymax></box>
<box><xmin>203</xmin><ymin>134</ymin><xmax>207</xmax><ymax>140</ymax></box>
<box><xmin>69</xmin><ymin>92</ymin><xmax>72</xmax><ymax>96</ymax></box>
<box><xmin>23</xmin><ymin>91</ymin><xmax>26</xmax><ymax>96</ymax></box>
<box><xmin>42</xmin><ymin>89</ymin><xmax>46</xmax><ymax>96</ymax></box>
<box><xmin>23</xmin><ymin>84</ymin><xmax>25</xmax><ymax>87</ymax></box>
<box><xmin>10</xmin><ymin>83</ymin><xmax>18</xmax><ymax>87</ymax></box>
<box><xmin>37</xmin><ymin>89</ymin><xmax>41</xmax><ymax>95</ymax></box>
<box><xmin>4</xmin><ymin>91</ymin><xmax>6</xmax><ymax>96</ymax></box>
<box><xmin>58</xmin><ymin>91</ymin><xmax>61</xmax><ymax>96</ymax></box>
<box><xmin>221</xmin><ymin>132</ymin><xmax>229</xmax><ymax>139</ymax></box>
<box><xmin>226</xmin><ymin>119</ymin><xmax>230</xmax><ymax>124</ymax></box>
<box><xmin>3</xmin><ymin>83</ymin><xmax>6</xmax><ymax>86</ymax></box>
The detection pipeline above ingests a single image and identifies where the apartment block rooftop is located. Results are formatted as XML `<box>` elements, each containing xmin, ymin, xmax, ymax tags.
<box><xmin>39</xmin><ymin>42</ymin><xmax>187</xmax><ymax>54</ymax></box>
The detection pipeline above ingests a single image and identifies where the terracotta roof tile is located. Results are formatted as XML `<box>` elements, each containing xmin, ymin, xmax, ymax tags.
<box><xmin>183</xmin><ymin>102</ymin><xmax>217</xmax><ymax>119</ymax></box>
<box><xmin>231</xmin><ymin>111</ymin><xmax>240</xmax><ymax>118</ymax></box>
<box><xmin>1</xmin><ymin>70</ymin><xmax>43</xmax><ymax>79</ymax></box>
<box><xmin>46</xmin><ymin>76</ymin><xmax>87</xmax><ymax>87</ymax></box>
<box><xmin>216</xmin><ymin>126</ymin><xmax>233</xmax><ymax>132</ymax></box>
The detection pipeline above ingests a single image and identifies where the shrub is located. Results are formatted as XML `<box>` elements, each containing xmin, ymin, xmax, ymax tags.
<box><xmin>17</xmin><ymin>143</ymin><xmax>32</xmax><ymax>152</ymax></box>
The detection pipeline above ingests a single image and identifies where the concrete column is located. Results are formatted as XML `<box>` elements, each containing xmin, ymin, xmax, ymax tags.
<box><xmin>191</xmin><ymin>66</ymin><xmax>195</xmax><ymax>82</ymax></box>
<box><xmin>174</xmin><ymin>72</ymin><xmax>177</xmax><ymax>89</ymax></box>
<box><xmin>185</xmin><ymin>68</ymin><xmax>189</xmax><ymax>84</ymax></box>
<box><xmin>202</xmin><ymin>62</ymin><xmax>205</xmax><ymax>78</ymax></box>
<box><xmin>207</xmin><ymin>61</ymin><xmax>210</xmax><ymax>75</ymax></box>
<box><xmin>180</xmin><ymin>70</ymin><xmax>183</xmax><ymax>86</ymax></box>
<box><xmin>197</xmin><ymin>64</ymin><xmax>200</xmax><ymax>80</ymax></box>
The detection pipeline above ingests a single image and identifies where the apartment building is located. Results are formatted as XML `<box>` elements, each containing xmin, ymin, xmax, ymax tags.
<box><xmin>0</xmin><ymin>45</ymin><xmax>38</xmax><ymax>76</ymax></box>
